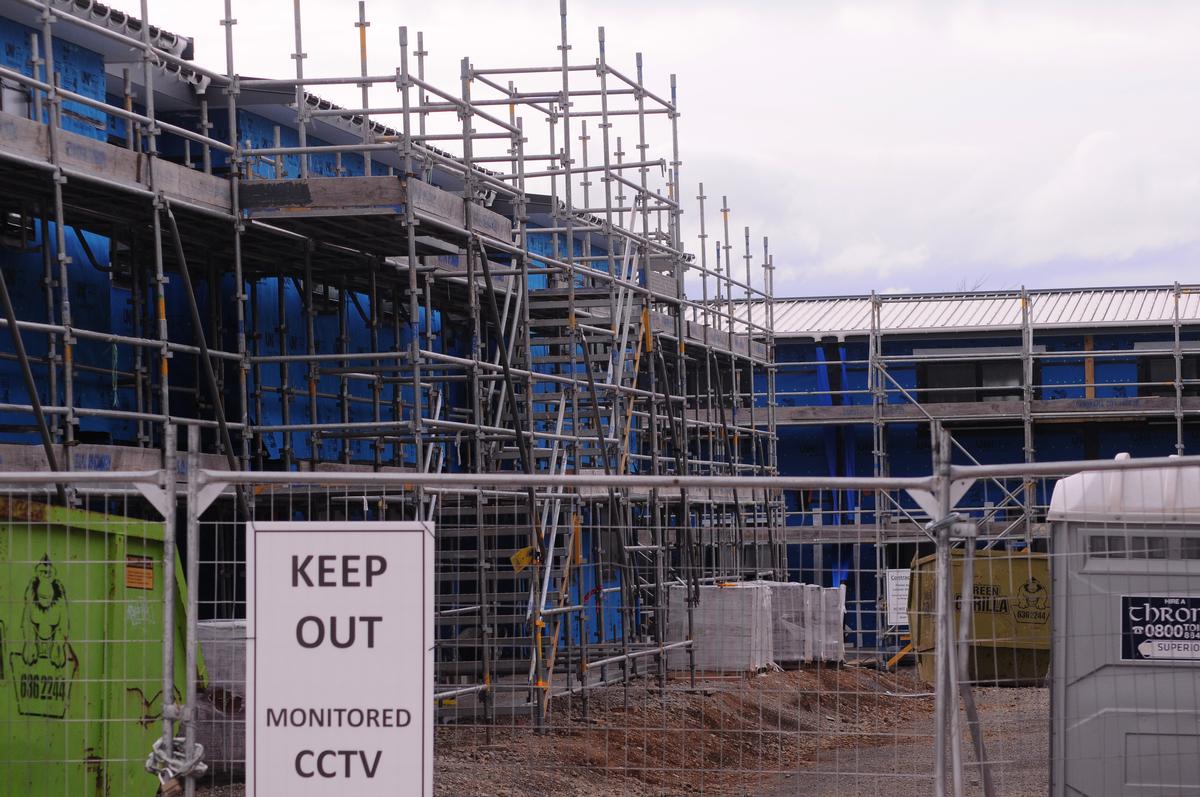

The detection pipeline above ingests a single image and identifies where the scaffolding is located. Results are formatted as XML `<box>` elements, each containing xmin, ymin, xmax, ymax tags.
<box><xmin>0</xmin><ymin>0</ymin><xmax>782</xmax><ymax>721</ymax></box>
<box><xmin>732</xmin><ymin>284</ymin><xmax>1200</xmax><ymax>652</ymax></box>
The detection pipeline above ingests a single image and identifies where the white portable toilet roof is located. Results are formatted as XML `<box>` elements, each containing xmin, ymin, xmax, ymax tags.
<box><xmin>1047</xmin><ymin>453</ymin><xmax>1200</xmax><ymax>523</ymax></box>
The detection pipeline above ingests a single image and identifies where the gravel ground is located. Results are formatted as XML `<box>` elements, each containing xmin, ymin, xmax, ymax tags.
<box><xmin>765</xmin><ymin>686</ymin><xmax>1050</xmax><ymax>797</ymax></box>
<box><xmin>196</xmin><ymin>669</ymin><xmax>1048</xmax><ymax>797</ymax></box>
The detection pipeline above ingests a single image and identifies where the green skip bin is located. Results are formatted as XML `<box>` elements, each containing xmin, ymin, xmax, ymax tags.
<box><xmin>908</xmin><ymin>549</ymin><xmax>1051</xmax><ymax>686</ymax></box>
<box><xmin>0</xmin><ymin>496</ymin><xmax>198</xmax><ymax>796</ymax></box>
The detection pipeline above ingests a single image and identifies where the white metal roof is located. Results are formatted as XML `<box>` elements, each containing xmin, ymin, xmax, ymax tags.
<box><xmin>729</xmin><ymin>286</ymin><xmax>1200</xmax><ymax>340</ymax></box>
<box><xmin>1047</xmin><ymin>456</ymin><xmax>1200</xmax><ymax>523</ymax></box>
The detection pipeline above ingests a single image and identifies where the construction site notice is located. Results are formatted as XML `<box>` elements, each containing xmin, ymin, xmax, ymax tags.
<box><xmin>246</xmin><ymin>521</ymin><xmax>434</xmax><ymax>796</ymax></box>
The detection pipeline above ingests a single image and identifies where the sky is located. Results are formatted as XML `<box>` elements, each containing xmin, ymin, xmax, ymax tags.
<box><xmin>142</xmin><ymin>1</ymin><xmax>1200</xmax><ymax>298</ymax></box>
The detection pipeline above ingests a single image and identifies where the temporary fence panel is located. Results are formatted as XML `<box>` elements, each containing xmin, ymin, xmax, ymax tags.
<box><xmin>4</xmin><ymin>449</ymin><xmax>1200</xmax><ymax>796</ymax></box>
<box><xmin>194</xmin><ymin>620</ymin><xmax>246</xmax><ymax>778</ymax></box>
<box><xmin>0</xmin><ymin>485</ymin><xmax>190</xmax><ymax>797</ymax></box>
<box><xmin>186</xmin><ymin>468</ymin><xmax>940</xmax><ymax>797</ymax></box>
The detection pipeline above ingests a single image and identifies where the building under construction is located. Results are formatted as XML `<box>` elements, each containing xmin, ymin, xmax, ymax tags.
<box><xmin>0</xmin><ymin>0</ymin><xmax>781</xmax><ymax>708</ymax></box>
<box><xmin>736</xmin><ymin>286</ymin><xmax>1200</xmax><ymax>652</ymax></box>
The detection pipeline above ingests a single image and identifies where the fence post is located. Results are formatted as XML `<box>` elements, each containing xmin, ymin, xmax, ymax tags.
<box><xmin>159</xmin><ymin>425</ymin><xmax>179</xmax><ymax>771</ymax></box>
<box><xmin>184</xmin><ymin>424</ymin><xmax>201</xmax><ymax>796</ymax></box>
<box><xmin>931</xmin><ymin>422</ymin><xmax>947</xmax><ymax>796</ymax></box>
<box><xmin>956</xmin><ymin>516</ymin><xmax>997</xmax><ymax>797</ymax></box>
<box><xmin>931</xmin><ymin>422</ymin><xmax>967</xmax><ymax>797</ymax></box>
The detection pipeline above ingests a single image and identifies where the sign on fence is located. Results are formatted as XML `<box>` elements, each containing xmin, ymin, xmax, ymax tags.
<box><xmin>1121</xmin><ymin>595</ymin><xmax>1200</xmax><ymax>662</ymax></box>
<box><xmin>246</xmin><ymin>521</ymin><xmax>434</xmax><ymax>796</ymax></box>
<box><xmin>885</xmin><ymin>569</ymin><xmax>911</xmax><ymax>627</ymax></box>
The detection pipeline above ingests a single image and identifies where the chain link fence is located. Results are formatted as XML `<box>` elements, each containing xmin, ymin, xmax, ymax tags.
<box><xmin>2</xmin><ymin>429</ymin><xmax>1199</xmax><ymax>796</ymax></box>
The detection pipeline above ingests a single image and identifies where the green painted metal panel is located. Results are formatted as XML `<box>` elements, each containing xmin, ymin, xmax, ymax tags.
<box><xmin>0</xmin><ymin>498</ymin><xmax>196</xmax><ymax>796</ymax></box>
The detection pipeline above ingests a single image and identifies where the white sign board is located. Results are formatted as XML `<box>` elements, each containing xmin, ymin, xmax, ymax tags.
<box><xmin>886</xmin><ymin>569</ymin><xmax>911</xmax><ymax>627</ymax></box>
<box><xmin>246</xmin><ymin>521</ymin><xmax>433</xmax><ymax>796</ymax></box>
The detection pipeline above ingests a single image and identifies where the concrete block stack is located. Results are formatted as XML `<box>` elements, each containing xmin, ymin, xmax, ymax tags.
<box><xmin>667</xmin><ymin>581</ymin><xmax>846</xmax><ymax>671</ymax></box>
<box><xmin>667</xmin><ymin>582</ymin><xmax>774</xmax><ymax>672</ymax></box>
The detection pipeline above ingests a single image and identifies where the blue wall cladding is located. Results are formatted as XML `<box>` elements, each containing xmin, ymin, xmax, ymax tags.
<box><xmin>242</xmin><ymin>275</ymin><xmax>423</xmax><ymax>464</ymax></box>
<box><xmin>527</xmin><ymin>230</ymin><xmax>609</xmax><ymax>290</ymax></box>
<box><xmin>0</xmin><ymin>222</ymin><xmax>135</xmax><ymax>443</ymax></box>
<box><xmin>241</xmin><ymin>274</ymin><xmax>444</xmax><ymax>466</ymax></box>
<box><xmin>0</xmin><ymin>19</ymin><xmax>107</xmax><ymax>140</ymax></box>
<box><xmin>1037</xmin><ymin>333</ymin><xmax>1139</xmax><ymax>399</ymax></box>
<box><xmin>1037</xmin><ymin>335</ymin><xmax>1083</xmax><ymax>400</ymax></box>
<box><xmin>776</xmin><ymin>332</ymin><xmax>1200</xmax><ymax>410</ymax></box>
<box><xmin>838</xmin><ymin>341</ymin><xmax>870</xmax><ymax>406</ymax></box>
<box><xmin>561</xmin><ymin>527</ymin><xmax>623</xmax><ymax>648</ymax></box>
<box><xmin>1039</xmin><ymin>330</ymin><xmax>1200</xmax><ymax>400</ymax></box>
<box><xmin>168</xmin><ymin>109</ymin><xmax>393</xmax><ymax>178</ymax></box>
<box><xmin>770</xmin><ymin>325</ymin><xmax>1200</xmax><ymax>653</ymax></box>
<box><xmin>774</xmin><ymin>339</ymin><xmax>873</xmax><ymax>409</ymax></box>
<box><xmin>774</xmin><ymin>342</ymin><xmax>820</xmax><ymax>407</ymax></box>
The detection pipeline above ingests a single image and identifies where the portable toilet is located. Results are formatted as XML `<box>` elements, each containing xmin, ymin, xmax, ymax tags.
<box><xmin>1048</xmin><ymin>457</ymin><xmax>1200</xmax><ymax>797</ymax></box>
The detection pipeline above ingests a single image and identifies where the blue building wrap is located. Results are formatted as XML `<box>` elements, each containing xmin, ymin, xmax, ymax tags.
<box><xmin>773</xmin><ymin>327</ymin><xmax>1200</xmax><ymax>649</ymax></box>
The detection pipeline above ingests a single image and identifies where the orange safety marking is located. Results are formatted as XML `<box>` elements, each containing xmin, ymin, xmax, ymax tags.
<box><xmin>886</xmin><ymin>641</ymin><xmax>914</xmax><ymax>670</ymax></box>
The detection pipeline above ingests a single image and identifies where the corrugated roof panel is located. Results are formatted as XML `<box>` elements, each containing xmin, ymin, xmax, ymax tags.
<box><xmin>1182</xmin><ymin>293</ymin><xmax>1197</xmax><ymax>319</ymax></box>
<box><xmin>1151</xmin><ymin>290</ymin><xmax>1172</xmax><ymax>320</ymax></box>
<box><xmin>959</xmin><ymin>298</ymin><xmax>980</xmax><ymax>327</ymax></box>
<box><xmin>937</xmin><ymin>297</ymin><xmax>965</xmax><ymax>324</ymax></box>
<box><xmin>1098</xmin><ymin>290</ymin><xmax>1122</xmax><ymax>322</ymax></box>
<box><xmin>1132</xmin><ymin>290</ymin><xmax>1152</xmax><ymax>321</ymax></box>
<box><xmin>1073</xmin><ymin>290</ymin><xmax>1101</xmax><ymax>324</ymax></box>
<box><xmin>762</xmin><ymin>285</ymin><xmax>1200</xmax><ymax>337</ymax></box>
<box><xmin>973</xmin><ymin>297</ymin><xmax>998</xmax><ymax>328</ymax></box>
<box><xmin>1120</xmin><ymin>289</ymin><xmax>1142</xmax><ymax>320</ymax></box>
<box><xmin>924</xmin><ymin>299</ymin><xmax>954</xmax><ymax>329</ymax></box>
<box><xmin>1143</xmin><ymin>289</ymin><xmax>1163</xmax><ymax>320</ymax></box>
<box><xmin>1116</xmin><ymin>289</ymin><xmax>1137</xmax><ymax>319</ymax></box>
<box><xmin>1071</xmin><ymin>290</ymin><xmax>1097</xmax><ymax>324</ymax></box>
<box><xmin>1154</xmin><ymin>290</ymin><xmax>1174</xmax><ymax>320</ymax></box>
<box><xmin>1185</xmin><ymin>291</ymin><xmax>1200</xmax><ymax>319</ymax></box>
<box><xmin>990</xmin><ymin>296</ymin><xmax>1021</xmax><ymax>327</ymax></box>
<box><xmin>1036</xmin><ymin>291</ymin><xmax>1069</xmax><ymax>325</ymax></box>
<box><xmin>1031</xmin><ymin>292</ymin><xmax>1054</xmax><ymax>325</ymax></box>
<box><xmin>1076</xmin><ymin>290</ymin><xmax>1100</xmax><ymax>323</ymax></box>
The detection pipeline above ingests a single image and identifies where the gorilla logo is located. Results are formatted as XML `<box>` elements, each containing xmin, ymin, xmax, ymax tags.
<box><xmin>1013</xmin><ymin>576</ymin><xmax>1050</xmax><ymax>624</ymax></box>
<box><xmin>22</xmin><ymin>555</ymin><xmax>69</xmax><ymax>669</ymax></box>
<box><xmin>1017</xmin><ymin>577</ymin><xmax>1048</xmax><ymax>611</ymax></box>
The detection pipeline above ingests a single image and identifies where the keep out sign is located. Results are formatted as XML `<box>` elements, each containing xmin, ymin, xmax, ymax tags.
<box><xmin>247</xmin><ymin>522</ymin><xmax>434</xmax><ymax>796</ymax></box>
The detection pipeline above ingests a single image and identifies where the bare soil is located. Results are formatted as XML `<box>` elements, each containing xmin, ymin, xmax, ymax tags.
<box><xmin>765</xmin><ymin>684</ymin><xmax>1050</xmax><ymax>797</ymax></box>
<box><xmin>197</xmin><ymin>667</ymin><xmax>1048</xmax><ymax>797</ymax></box>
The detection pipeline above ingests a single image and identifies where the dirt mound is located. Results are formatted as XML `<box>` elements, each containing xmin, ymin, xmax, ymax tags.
<box><xmin>435</xmin><ymin>665</ymin><xmax>932</xmax><ymax>796</ymax></box>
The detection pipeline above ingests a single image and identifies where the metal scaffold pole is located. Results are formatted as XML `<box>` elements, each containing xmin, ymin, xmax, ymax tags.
<box><xmin>0</xmin><ymin>0</ymin><xmax>782</xmax><ymax>730</ymax></box>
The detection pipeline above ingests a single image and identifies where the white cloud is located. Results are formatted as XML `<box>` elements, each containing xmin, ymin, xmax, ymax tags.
<box><xmin>145</xmin><ymin>0</ymin><xmax>1200</xmax><ymax>297</ymax></box>
<box><xmin>822</xmin><ymin>242</ymin><xmax>930</xmax><ymax>277</ymax></box>
<box><xmin>1008</xmin><ymin>130</ymin><xmax>1200</xmax><ymax>265</ymax></box>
